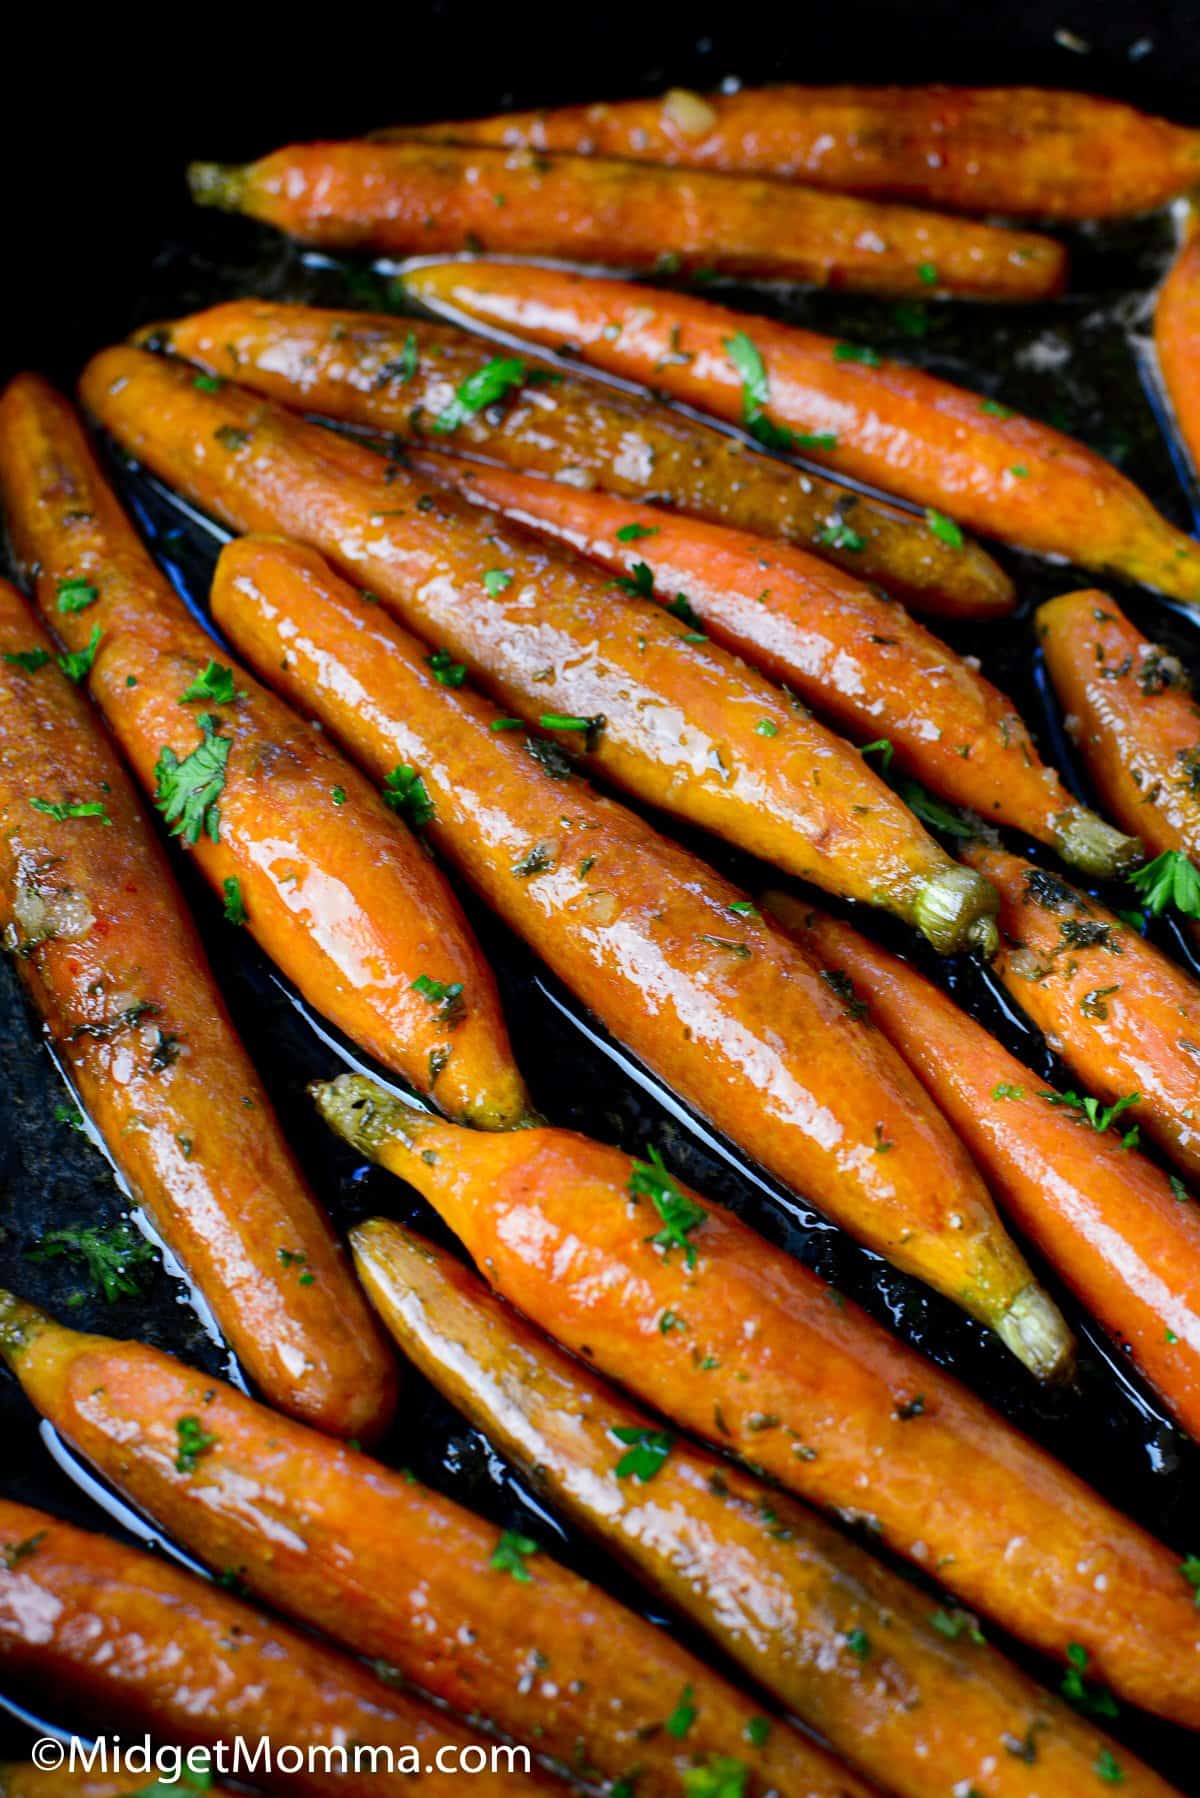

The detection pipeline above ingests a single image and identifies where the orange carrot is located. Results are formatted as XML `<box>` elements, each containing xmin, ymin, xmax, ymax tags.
<box><xmin>85</xmin><ymin>349</ymin><xmax>1001</xmax><ymax>949</ymax></box>
<box><xmin>354</xmin><ymin>1217</ymin><xmax>1175</xmax><ymax>1798</ymax></box>
<box><xmin>0</xmin><ymin>1296</ymin><xmax>871</xmax><ymax>1798</ymax></box>
<box><xmin>187</xmin><ymin>140</ymin><xmax>1066</xmax><ymax>298</ymax></box>
<box><xmin>1155</xmin><ymin>203</ymin><xmax>1200</xmax><ymax>477</ymax></box>
<box><xmin>0</xmin><ymin>372</ymin><xmax>530</xmax><ymax>1130</ymax></box>
<box><xmin>962</xmin><ymin>845</ymin><xmax>1200</xmax><ymax>1184</ymax></box>
<box><xmin>148</xmin><ymin>298</ymin><xmax>1015</xmax><ymax>620</ymax></box>
<box><xmin>0</xmin><ymin>1770</ymin><xmax>240</xmax><ymax>1798</ymax></box>
<box><xmin>414</xmin><ymin>453</ymin><xmax>1139</xmax><ymax>877</ymax></box>
<box><xmin>765</xmin><ymin>893</ymin><xmax>1200</xmax><ymax>1445</ymax></box>
<box><xmin>206</xmin><ymin>529</ymin><xmax>1070</xmax><ymax>1371</ymax></box>
<box><xmin>1037</xmin><ymin>589</ymin><xmax>1200</xmax><ymax>868</ymax></box>
<box><xmin>0</xmin><ymin>574</ymin><xmax>393</xmax><ymax>1440</ymax></box>
<box><xmin>403</xmin><ymin>261</ymin><xmax>1200</xmax><ymax>608</ymax></box>
<box><xmin>314</xmin><ymin>1073</ymin><xmax>1200</xmax><ymax>1734</ymax></box>
<box><xmin>0</xmin><ymin>1498</ymin><xmax>551</xmax><ymax>1797</ymax></box>
<box><xmin>397</xmin><ymin>85</ymin><xmax>1200</xmax><ymax>219</ymax></box>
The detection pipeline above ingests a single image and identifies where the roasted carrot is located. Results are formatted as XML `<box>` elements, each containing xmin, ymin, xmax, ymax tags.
<box><xmin>148</xmin><ymin>298</ymin><xmax>1015</xmax><ymax>620</ymax></box>
<box><xmin>188</xmin><ymin>140</ymin><xmax>1066</xmax><ymax>299</ymax></box>
<box><xmin>1157</xmin><ymin>205</ymin><xmax>1200</xmax><ymax>477</ymax></box>
<box><xmin>207</xmin><ymin>530</ymin><xmax>1070</xmax><ymax>1370</ymax></box>
<box><xmin>1036</xmin><ymin>589</ymin><xmax>1200</xmax><ymax>867</ymax></box>
<box><xmin>961</xmin><ymin>844</ymin><xmax>1200</xmax><ymax>1184</ymax></box>
<box><xmin>0</xmin><ymin>575</ymin><xmax>393</xmax><ymax>1440</ymax></box>
<box><xmin>398</xmin><ymin>86</ymin><xmax>1200</xmax><ymax>219</ymax></box>
<box><xmin>354</xmin><ymin>1217</ymin><xmax>1175</xmax><ymax>1798</ymax></box>
<box><xmin>765</xmin><ymin>893</ymin><xmax>1200</xmax><ymax>1444</ymax></box>
<box><xmin>413</xmin><ymin>454</ymin><xmax>1139</xmax><ymax>877</ymax></box>
<box><xmin>84</xmin><ymin>348</ymin><xmax>1001</xmax><ymax>952</ymax></box>
<box><xmin>0</xmin><ymin>372</ymin><xmax>529</xmax><ymax>1130</ymax></box>
<box><xmin>316</xmin><ymin>1073</ymin><xmax>1200</xmax><ymax>1733</ymax></box>
<box><xmin>0</xmin><ymin>1298</ymin><xmax>872</xmax><ymax>1798</ymax></box>
<box><xmin>404</xmin><ymin>261</ymin><xmax>1200</xmax><ymax>608</ymax></box>
<box><xmin>0</xmin><ymin>1498</ymin><xmax>551</xmax><ymax>1797</ymax></box>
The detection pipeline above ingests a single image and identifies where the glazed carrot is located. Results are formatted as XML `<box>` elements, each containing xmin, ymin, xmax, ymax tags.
<box><xmin>188</xmin><ymin>140</ymin><xmax>1066</xmax><ymax>299</ymax></box>
<box><xmin>1157</xmin><ymin>206</ymin><xmax>1200</xmax><ymax>476</ymax></box>
<box><xmin>208</xmin><ymin>531</ymin><xmax>1070</xmax><ymax>1371</ymax></box>
<box><xmin>0</xmin><ymin>1499</ymin><xmax>556</xmax><ymax>1797</ymax></box>
<box><xmin>0</xmin><ymin>373</ymin><xmax>529</xmax><ymax>1130</ymax></box>
<box><xmin>962</xmin><ymin>845</ymin><xmax>1200</xmax><ymax>1184</ymax></box>
<box><xmin>354</xmin><ymin>1217</ymin><xmax>1175</xmax><ymax>1798</ymax></box>
<box><xmin>1037</xmin><ymin>589</ymin><xmax>1200</xmax><ymax>866</ymax></box>
<box><xmin>404</xmin><ymin>262</ymin><xmax>1200</xmax><ymax>608</ymax></box>
<box><xmin>316</xmin><ymin>1074</ymin><xmax>1200</xmax><ymax>1734</ymax></box>
<box><xmin>0</xmin><ymin>576</ymin><xmax>393</xmax><ymax>1440</ymax></box>
<box><xmin>398</xmin><ymin>86</ymin><xmax>1200</xmax><ymax>219</ymax></box>
<box><xmin>149</xmin><ymin>298</ymin><xmax>1015</xmax><ymax>620</ymax></box>
<box><xmin>84</xmin><ymin>349</ymin><xmax>1001</xmax><ymax>953</ymax></box>
<box><xmin>415</xmin><ymin>454</ymin><xmax>1139</xmax><ymax>877</ymax></box>
<box><xmin>765</xmin><ymin>893</ymin><xmax>1200</xmax><ymax>1444</ymax></box>
<box><xmin>0</xmin><ymin>1300</ymin><xmax>870</xmax><ymax>1798</ymax></box>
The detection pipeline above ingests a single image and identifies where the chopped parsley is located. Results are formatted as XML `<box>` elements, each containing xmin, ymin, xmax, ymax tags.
<box><xmin>612</xmin><ymin>559</ymin><xmax>655</xmax><ymax>600</ymax></box>
<box><xmin>180</xmin><ymin>660</ymin><xmax>244</xmax><ymax>705</ymax></box>
<box><xmin>816</xmin><ymin>518</ymin><xmax>866</xmax><ymax>553</ymax></box>
<box><xmin>56</xmin><ymin>578</ymin><xmax>99</xmax><ymax>614</ymax></box>
<box><xmin>612</xmin><ymin>1425</ymin><xmax>674</xmax><ymax>1482</ymax></box>
<box><xmin>833</xmin><ymin>342</ymin><xmax>882</xmax><ymax>367</ymax></box>
<box><xmin>29</xmin><ymin>796</ymin><xmax>110</xmax><ymax>824</ymax></box>
<box><xmin>992</xmin><ymin>1083</ymin><xmax>1025</xmax><ymax>1101</ymax></box>
<box><xmin>540</xmin><ymin>712</ymin><xmax>606</xmax><ymax>750</ymax></box>
<box><xmin>2</xmin><ymin>1531</ymin><xmax>47</xmax><ymax>1570</ymax></box>
<box><xmin>376</xmin><ymin>333</ymin><xmax>418</xmax><ymax>386</ymax></box>
<box><xmin>155</xmin><ymin>715</ymin><xmax>230</xmax><ymax>846</ymax></box>
<box><xmin>724</xmin><ymin>329</ymin><xmax>837</xmax><ymax>455</ymax></box>
<box><xmin>27</xmin><ymin>1219</ymin><xmax>157</xmax><ymax>1301</ymax></box>
<box><xmin>427</xmin><ymin>648</ymin><xmax>467</xmax><ymax>688</ymax></box>
<box><xmin>1127</xmin><ymin>849</ymin><xmax>1200</xmax><ymax>921</ymax></box>
<box><xmin>755</xmin><ymin>719</ymin><xmax>778</xmax><ymax>738</ymax></box>
<box><xmin>860</xmin><ymin>737</ymin><xmax>894</xmax><ymax>773</ymax></box>
<box><xmin>193</xmin><ymin>372</ymin><xmax>224</xmax><ymax>393</ymax></box>
<box><xmin>411</xmin><ymin>973</ymin><xmax>466</xmax><ymax>1023</ymax></box>
<box><xmin>175</xmin><ymin>1414</ymin><xmax>218</xmax><ymax>1474</ymax></box>
<box><xmin>56</xmin><ymin>625</ymin><xmax>103</xmax><ymax>685</ymax></box>
<box><xmin>221</xmin><ymin>877</ymin><xmax>247</xmax><ymax>926</ymax></box>
<box><xmin>3</xmin><ymin>647</ymin><xmax>51</xmax><ymax>673</ymax></box>
<box><xmin>924</xmin><ymin>509</ymin><xmax>964</xmax><ymax>549</ymax></box>
<box><xmin>616</xmin><ymin>522</ymin><xmax>659</xmax><ymax>542</ymax></box>
<box><xmin>331</xmin><ymin>785</ymin><xmax>347</xmax><ymax>806</ymax></box>
<box><xmin>483</xmin><ymin>568</ymin><xmax>513</xmax><ymax>595</ymax></box>
<box><xmin>682</xmin><ymin>1758</ymin><xmax>747</xmax><ymax>1798</ymax></box>
<box><xmin>512</xmin><ymin>842</ymin><xmax>556</xmax><ymax>877</ymax></box>
<box><xmin>1060</xmin><ymin>1643</ymin><xmax>1119</xmax><ymax>1719</ymax></box>
<box><xmin>845</xmin><ymin>1628</ymin><xmax>871</xmax><ymax>1659</ymax></box>
<box><xmin>820</xmin><ymin>967</ymin><xmax>869</xmax><ymax>1021</ymax></box>
<box><xmin>214</xmin><ymin>425</ymin><xmax>250</xmax><ymax>451</ymax></box>
<box><xmin>382</xmin><ymin>764</ymin><xmax>435</xmax><ymax>826</ymax></box>
<box><xmin>981</xmin><ymin>399</ymin><xmax>1014</xmax><ymax>419</ymax></box>
<box><xmin>898</xmin><ymin>778</ymin><xmax>974</xmax><ymax>839</ymax></box>
<box><xmin>665</xmin><ymin>1684</ymin><xmax>697</xmax><ymax>1738</ymax></box>
<box><xmin>1181</xmin><ymin>1555</ymin><xmax>1200</xmax><ymax>1605</ymax></box>
<box><xmin>490</xmin><ymin>1530</ymin><xmax>538</xmax><ymax>1581</ymax></box>
<box><xmin>666</xmin><ymin>592</ymin><xmax>705</xmax><ymax>637</ymax></box>
<box><xmin>928</xmin><ymin>1608</ymin><xmax>985</xmax><ymax>1643</ymax></box>
<box><xmin>744</xmin><ymin>1718</ymin><xmax>770</xmax><ymax>1748</ymax></box>
<box><xmin>918</xmin><ymin>262</ymin><xmax>939</xmax><ymax>286</ymax></box>
<box><xmin>1095</xmin><ymin>1749</ymin><xmax>1125</xmax><ymax>1784</ymax></box>
<box><xmin>1041</xmin><ymin>1088</ymin><xmax>1140</xmax><ymax>1142</ymax></box>
<box><xmin>629</xmin><ymin>1145</ymin><xmax>707</xmax><ymax>1268</ymax></box>
<box><xmin>431</xmin><ymin>356</ymin><xmax>526</xmax><ymax>433</ymax></box>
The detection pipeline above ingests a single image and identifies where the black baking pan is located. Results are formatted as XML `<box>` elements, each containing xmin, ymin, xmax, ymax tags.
<box><xmin>3</xmin><ymin>3</ymin><xmax>1200</xmax><ymax>1785</ymax></box>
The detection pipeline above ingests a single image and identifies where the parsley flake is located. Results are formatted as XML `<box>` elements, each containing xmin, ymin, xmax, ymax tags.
<box><xmin>490</xmin><ymin>1530</ymin><xmax>538</xmax><ymax>1581</ymax></box>
<box><xmin>432</xmin><ymin>357</ymin><xmax>526</xmax><ymax>433</ymax></box>
<box><xmin>629</xmin><ymin>1146</ymin><xmax>707</xmax><ymax>1268</ymax></box>
<box><xmin>155</xmin><ymin>715</ymin><xmax>230</xmax><ymax>846</ymax></box>
<box><xmin>175</xmin><ymin>1415</ymin><xmax>218</xmax><ymax>1474</ymax></box>
<box><xmin>612</xmin><ymin>1425</ymin><xmax>674</xmax><ymax>1482</ymax></box>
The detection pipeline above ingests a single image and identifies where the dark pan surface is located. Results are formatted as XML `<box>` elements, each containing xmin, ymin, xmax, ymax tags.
<box><xmin>4</xmin><ymin>6</ymin><xmax>1200</xmax><ymax>1786</ymax></box>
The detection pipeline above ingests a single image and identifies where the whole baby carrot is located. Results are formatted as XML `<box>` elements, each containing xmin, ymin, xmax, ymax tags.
<box><xmin>314</xmin><ymin>1073</ymin><xmax>1200</xmax><ymax>1735</ymax></box>
<box><xmin>765</xmin><ymin>892</ymin><xmax>1200</xmax><ymax>1445</ymax></box>
<box><xmin>82</xmin><ymin>348</ymin><xmax>1000</xmax><ymax>953</ymax></box>
<box><xmin>0</xmin><ymin>372</ymin><xmax>530</xmax><ymax>1130</ymax></box>
<box><xmin>1156</xmin><ymin>206</ymin><xmax>1200</xmax><ymax>478</ymax></box>
<box><xmin>1037</xmin><ymin>589</ymin><xmax>1200</xmax><ymax>866</ymax></box>
<box><xmin>414</xmin><ymin>453</ymin><xmax>1139</xmax><ymax>877</ymax></box>
<box><xmin>962</xmin><ymin>844</ymin><xmax>1200</xmax><ymax>1184</ymax></box>
<box><xmin>0</xmin><ymin>576</ymin><xmax>393</xmax><ymax>1441</ymax></box>
<box><xmin>397</xmin><ymin>85</ymin><xmax>1200</xmax><ymax>219</ymax></box>
<box><xmin>206</xmin><ymin>530</ymin><xmax>1069</xmax><ymax>1370</ymax></box>
<box><xmin>0</xmin><ymin>1499</ymin><xmax>552</xmax><ymax>1797</ymax></box>
<box><xmin>353</xmin><ymin>1217</ymin><xmax>1173</xmax><ymax>1798</ymax></box>
<box><xmin>148</xmin><ymin>298</ymin><xmax>1015</xmax><ymax>620</ymax></box>
<box><xmin>188</xmin><ymin>140</ymin><xmax>1066</xmax><ymax>299</ymax></box>
<box><xmin>0</xmin><ymin>1297</ymin><xmax>871</xmax><ymax>1798</ymax></box>
<box><xmin>403</xmin><ymin>261</ymin><xmax>1200</xmax><ymax>608</ymax></box>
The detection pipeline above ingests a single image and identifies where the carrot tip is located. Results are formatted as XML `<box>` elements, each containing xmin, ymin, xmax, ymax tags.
<box><xmin>996</xmin><ymin>1282</ymin><xmax>1075</xmax><ymax>1384</ymax></box>
<box><xmin>0</xmin><ymin>1289</ymin><xmax>49</xmax><ymax>1363</ymax></box>
<box><xmin>912</xmin><ymin>866</ymin><xmax>998</xmax><ymax>956</ymax></box>
<box><xmin>1052</xmin><ymin>807</ymin><xmax>1143</xmax><ymax>879</ymax></box>
<box><xmin>187</xmin><ymin>162</ymin><xmax>246</xmax><ymax>212</ymax></box>
<box><xmin>311</xmin><ymin>1073</ymin><xmax>429</xmax><ymax>1157</ymax></box>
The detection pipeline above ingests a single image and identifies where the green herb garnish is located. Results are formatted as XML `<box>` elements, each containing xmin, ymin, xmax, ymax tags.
<box><xmin>155</xmin><ymin>714</ymin><xmax>229</xmax><ymax>846</ymax></box>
